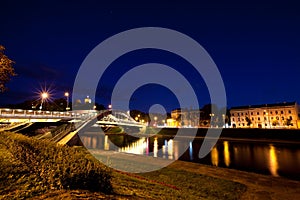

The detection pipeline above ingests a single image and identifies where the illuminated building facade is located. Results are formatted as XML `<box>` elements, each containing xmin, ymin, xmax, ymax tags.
<box><xmin>230</xmin><ymin>102</ymin><xmax>300</xmax><ymax>129</ymax></box>
<box><xmin>169</xmin><ymin>108</ymin><xmax>201</xmax><ymax>127</ymax></box>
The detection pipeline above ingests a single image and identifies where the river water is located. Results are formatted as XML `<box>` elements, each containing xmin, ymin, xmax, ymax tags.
<box><xmin>80</xmin><ymin>132</ymin><xmax>300</xmax><ymax>180</ymax></box>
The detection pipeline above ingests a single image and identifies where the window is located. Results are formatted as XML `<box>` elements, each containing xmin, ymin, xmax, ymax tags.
<box><xmin>241</xmin><ymin>113</ymin><xmax>244</xmax><ymax>116</ymax></box>
<box><xmin>252</xmin><ymin>117</ymin><xmax>254</xmax><ymax>121</ymax></box>
<box><xmin>242</xmin><ymin>123</ymin><xmax>245</xmax><ymax>126</ymax></box>
<box><xmin>258</xmin><ymin>117</ymin><xmax>260</xmax><ymax>121</ymax></box>
<box><xmin>242</xmin><ymin>118</ymin><xmax>244</xmax><ymax>121</ymax></box>
<box><xmin>275</xmin><ymin>111</ymin><xmax>278</xmax><ymax>114</ymax></box>
<box><xmin>282</xmin><ymin>117</ymin><xmax>284</xmax><ymax>120</ymax></box>
<box><xmin>265</xmin><ymin>124</ymin><xmax>267</xmax><ymax>127</ymax></box>
<box><xmin>251</xmin><ymin>112</ymin><xmax>253</xmax><ymax>115</ymax></box>
<box><xmin>264</xmin><ymin>117</ymin><xmax>267</xmax><ymax>120</ymax></box>
<box><xmin>271</xmin><ymin>111</ymin><xmax>273</xmax><ymax>114</ymax></box>
<box><xmin>281</xmin><ymin>111</ymin><xmax>284</xmax><ymax>114</ymax></box>
<box><xmin>232</xmin><ymin>118</ymin><xmax>235</xmax><ymax>121</ymax></box>
<box><xmin>276</xmin><ymin>116</ymin><xmax>279</xmax><ymax>120</ymax></box>
<box><xmin>238</xmin><ymin>118</ymin><xmax>240</xmax><ymax>122</ymax></box>
<box><xmin>245</xmin><ymin>113</ymin><xmax>248</xmax><ymax>115</ymax></box>
<box><xmin>238</xmin><ymin>113</ymin><xmax>240</xmax><ymax>116</ymax></box>
<box><xmin>263</xmin><ymin>112</ymin><xmax>266</xmax><ymax>115</ymax></box>
<box><xmin>271</xmin><ymin>117</ymin><xmax>273</xmax><ymax>120</ymax></box>
<box><xmin>289</xmin><ymin>110</ymin><xmax>292</xmax><ymax>114</ymax></box>
<box><xmin>257</xmin><ymin>112</ymin><xmax>259</xmax><ymax>115</ymax></box>
<box><xmin>290</xmin><ymin>116</ymin><xmax>293</xmax><ymax>120</ymax></box>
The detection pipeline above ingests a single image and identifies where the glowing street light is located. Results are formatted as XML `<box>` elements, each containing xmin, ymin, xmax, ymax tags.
<box><xmin>40</xmin><ymin>92</ymin><xmax>48</xmax><ymax>110</ymax></box>
<box><xmin>154</xmin><ymin>116</ymin><xmax>158</xmax><ymax>126</ymax></box>
<box><xmin>65</xmin><ymin>92</ymin><xmax>70</xmax><ymax>110</ymax></box>
<box><xmin>108</xmin><ymin>104</ymin><xmax>112</xmax><ymax>110</ymax></box>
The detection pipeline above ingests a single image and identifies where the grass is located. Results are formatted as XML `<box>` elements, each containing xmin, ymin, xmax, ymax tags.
<box><xmin>0</xmin><ymin>132</ymin><xmax>246</xmax><ymax>199</ymax></box>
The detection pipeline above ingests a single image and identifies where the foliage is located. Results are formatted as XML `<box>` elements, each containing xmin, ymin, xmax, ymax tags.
<box><xmin>0</xmin><ymin>132</ymin><xmax>112</xmax><ymax>199</ymax></box>
<box><xmin>245</xmin><ymin>117</ymin><xmax>252</xmax><ymax>126</ymax></box>
<box><xmin>0</xmin><ymin>45</ymin><xmax>16</xmax><ymax>92</ymax></box>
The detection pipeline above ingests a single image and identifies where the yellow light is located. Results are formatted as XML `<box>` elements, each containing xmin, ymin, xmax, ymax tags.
<box><xmin>41</xmin><ymin>92</ymin><xmax>48</xmax><ymax>99</ymax></box>
<box><xmin>64</xmin><ymin>92</ymin><xmax>69</xmax><ymax>97</ymax></box>
<box><xmin>223</xmin><ymin>141</ymin><xmax>230</xmax><ymax>167</ymax></box>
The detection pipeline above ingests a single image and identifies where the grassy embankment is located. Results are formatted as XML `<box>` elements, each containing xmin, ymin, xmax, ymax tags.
<box><xmin>0</xmin><ymin>132</ymin><xmax>246</xmax><ymax>199</ymax></box>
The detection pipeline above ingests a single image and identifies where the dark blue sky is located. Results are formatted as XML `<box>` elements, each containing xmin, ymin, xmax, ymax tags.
<box><xmin>1</xmin><ymin>0</ymin><xmax>300</xmax><ymax>111</ymax></box>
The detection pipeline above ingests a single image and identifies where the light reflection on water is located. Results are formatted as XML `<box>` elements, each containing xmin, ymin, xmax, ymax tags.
<box><xmin>80</xmin><ymin>133</ymin><xmax>300</xmax><ymax>180</ymax></box>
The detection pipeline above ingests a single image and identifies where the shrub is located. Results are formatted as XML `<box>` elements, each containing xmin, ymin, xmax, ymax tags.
<box><xmin>0</xmin><ymin>132</ymin><xmax>112</xmax><ymax>199</ymax></box>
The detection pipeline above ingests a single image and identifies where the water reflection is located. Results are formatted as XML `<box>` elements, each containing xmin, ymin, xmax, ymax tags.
<box><xmin>211</xmin><ymin>146</ymin><xmax>219</xmax><ymax>166</ymax></box>
<box><xmin>223</xmin><ymin>141</ymin><xmax>230</xmax><ymax>167</ymax></box>
<box><xmin>119</xmin><ymin>137</ymin><xmax>147</xmax><ymax>155</ymax></box>
<box><xmin>80</xmin><ymin>132</ymin><xmax>300</xmax><ymax>180</ymax></box>
<box><xmin>269</xmin><ymin>145</ymin><xmax>279</xmax><ymax>177</ymax></box>
<box><xmin>104</xmin><ymin>135</ymin><xmax>109</xmax><ymax>150</ymax></box>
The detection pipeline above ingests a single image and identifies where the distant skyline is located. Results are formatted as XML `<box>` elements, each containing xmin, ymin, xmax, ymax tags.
<box><xmin>1</xmin><ymin>1</ymin><xmax>300</xmax><ymax>112</ymax></box>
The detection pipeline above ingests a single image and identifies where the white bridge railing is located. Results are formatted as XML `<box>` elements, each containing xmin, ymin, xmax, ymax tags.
<box><xmin>0</xmin><ymin>108</ymin><xmax>96</xmax><ymax>119</ymax></box>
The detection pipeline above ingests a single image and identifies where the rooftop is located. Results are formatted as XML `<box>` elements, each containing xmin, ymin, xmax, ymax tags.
<box><xmin>231</xmin><ymin>102</ymin><xmax>297</xmax><ymax>110</ymax></box>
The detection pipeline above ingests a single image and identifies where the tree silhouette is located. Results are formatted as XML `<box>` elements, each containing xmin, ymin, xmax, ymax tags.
<box><xmin>0</xmin><ymin>45</ymin><xmax>16</xmax><ymax>92</ymax></box>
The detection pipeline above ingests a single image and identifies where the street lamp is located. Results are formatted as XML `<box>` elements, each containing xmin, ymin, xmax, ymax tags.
<box><xmin>64</xmin><ymin>92</ymin><xmax>70</xmax><ymax>110</ymax></box>
<box><xmin>154</xmin><ymin>116</ymin><xmax>158</xmax><ymax>126</ymax></box>
<box><xmin>108</xmin><ymin>104</ymin><xmax>112</xmax><ymax>110</ymax></box>
<box><xmin>209</xmin><ymin>113</ymin><xmax>215</xmax><ymax>127</ymax></box>
<box><xmin>40</xmin><ymin>92</ymin><xmax>48</xmax><ymax>110</ymax></box>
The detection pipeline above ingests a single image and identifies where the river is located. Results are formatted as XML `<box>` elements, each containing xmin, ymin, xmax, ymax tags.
<box><xmin>80</xmin><ymin>132</ymin><xmax>300</xmax><ymax>180</ymax></box>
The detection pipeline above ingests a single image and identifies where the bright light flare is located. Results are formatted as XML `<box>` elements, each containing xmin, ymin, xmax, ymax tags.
<box><xmin>41</xmin><ymin>92</ymin><xmax>48</xmax><ymax>99</ymax></box>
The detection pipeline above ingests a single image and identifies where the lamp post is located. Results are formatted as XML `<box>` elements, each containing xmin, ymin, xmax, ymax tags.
<box><xmin>40</xmin><ymin>92</ymin><xmax>48</xmax><ymax>110</ymax></box>
<box><xmin>64</xmin><ymin>92</ymin><xmax>70</xmax><ymax>110</ymax></box>
<box><xmin>209</xmin><ymin>113</ymin><xmax>215</xmax><ymax>127</ymax></box>
<box><xmin>154</xmin><ymin>116</ymin><xmax>158</xmax><ymax>126</ymax></box>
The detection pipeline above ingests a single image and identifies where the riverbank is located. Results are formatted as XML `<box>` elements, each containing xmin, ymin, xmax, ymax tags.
<box><xmin>169</xmin><ymin>161</ymin><xmax>300</xmax><ymax>200</ymax></box>
<box><xmin>1</xmin><ymin>131</ymin><xmax>300</xmax><ymax>199</ymax></box>
<box><xmin>150</xmin><ymin>127</ymin><xmax>300</xmax><ymax>142</ymax></box>
<box><xmin>0</xmin><ymin>132</ymin><xmax>244</xmax><ymax>199</ymax></box>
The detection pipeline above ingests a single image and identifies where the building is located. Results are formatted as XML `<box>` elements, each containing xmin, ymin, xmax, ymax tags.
<box><xmin>169</xmin><ymin>108</ymin><xmax>201</xmax><ymax>127</ymax></box>
<box><xmin>230</xmin><ymin>102</ymin><xmax>300</xmax><ymax>129</ymax></box>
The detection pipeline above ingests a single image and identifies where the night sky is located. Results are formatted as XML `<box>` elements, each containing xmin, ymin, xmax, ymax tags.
<box><xmin>1</xmin><ymin>1</ymin><xmax>300</xmax><ymax>112</ymax></box>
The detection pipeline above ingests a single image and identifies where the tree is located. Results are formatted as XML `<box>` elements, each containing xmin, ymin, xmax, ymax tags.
<box><xmin>245</xmin><ymin>117</ymin><xmax>252</xmax><ymax>127</ymax></box>
<box><xmin>0</xmin><ymin>45</ymin><xmax>16</xmax><ymax>92</ymax></box>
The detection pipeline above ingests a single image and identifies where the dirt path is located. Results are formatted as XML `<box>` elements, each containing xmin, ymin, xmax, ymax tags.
<box><xmin>169</xmin><ymin>161</ymin><xmax>300</xmax><ymax>200</ymax></box>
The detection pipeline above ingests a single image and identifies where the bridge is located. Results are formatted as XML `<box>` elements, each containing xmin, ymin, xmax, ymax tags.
<box><xmin>0</xmin><ymin>108</ymin><xmax>146</xmax><ymax>144</ymax></box>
